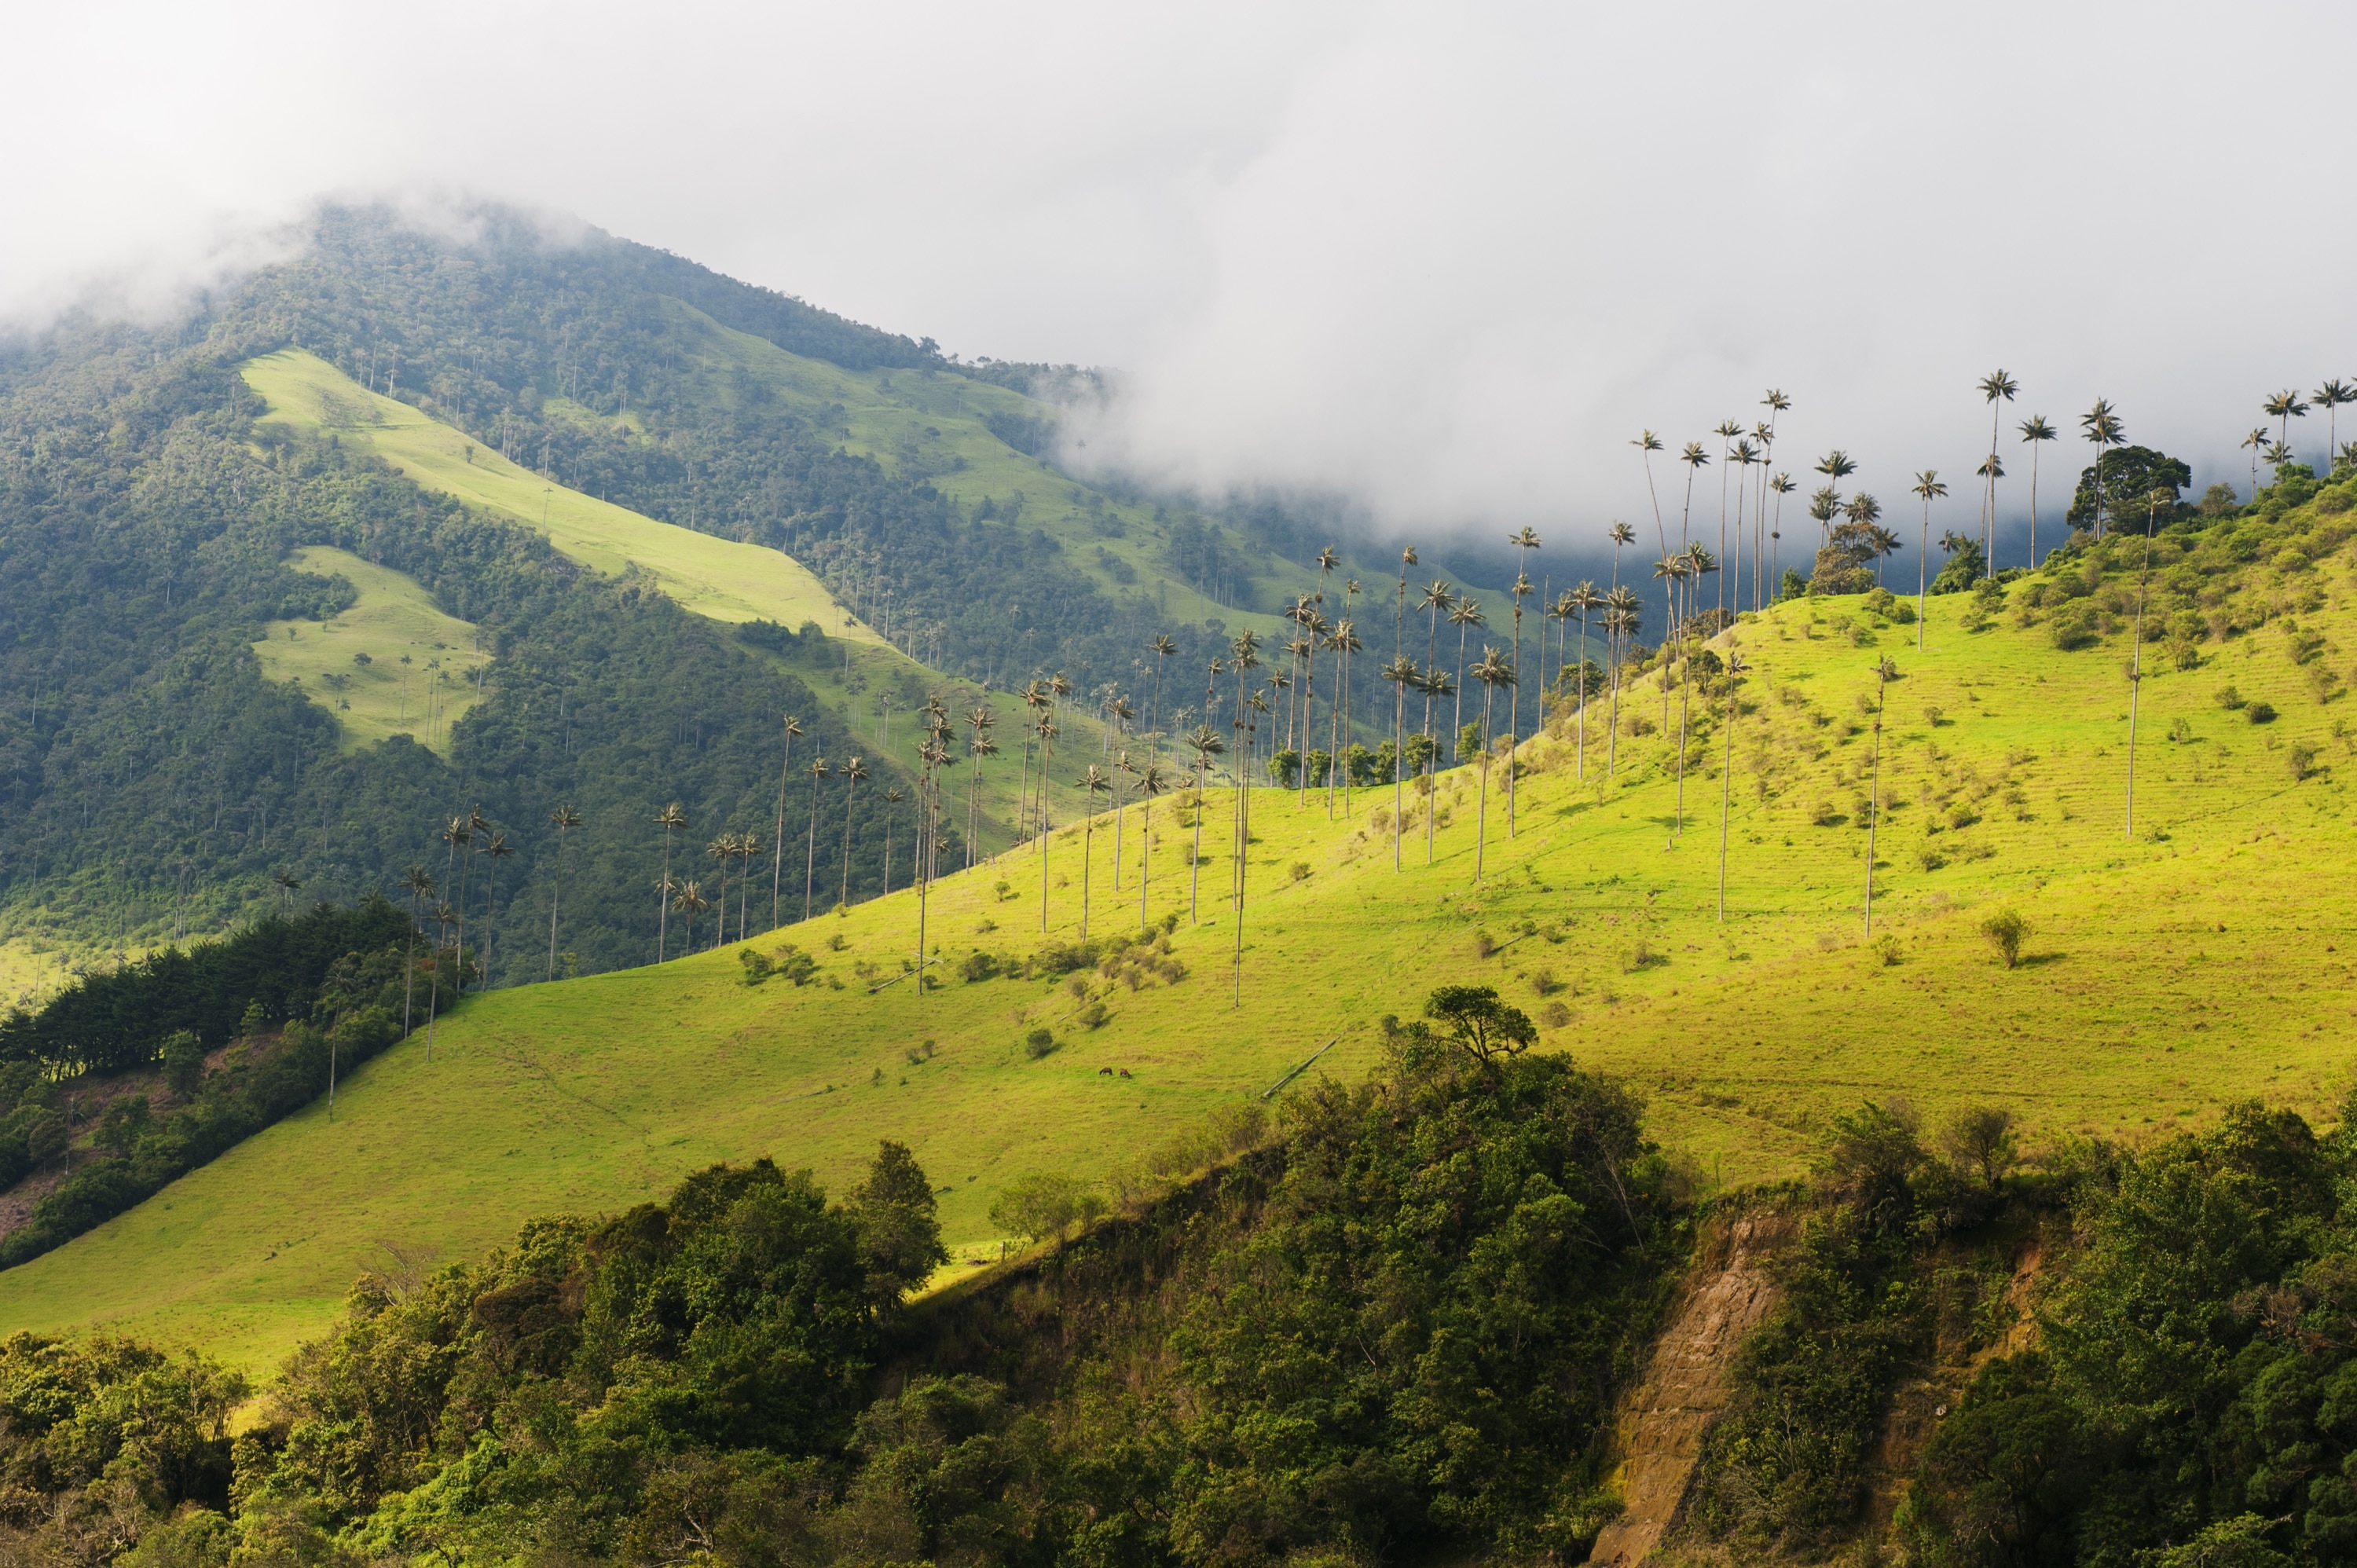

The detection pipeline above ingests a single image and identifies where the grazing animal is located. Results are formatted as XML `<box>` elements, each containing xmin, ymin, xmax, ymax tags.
<box><xmin>1118</xmin><ymin>1068</ymin><xmax>1133</xmax><ymax>1079</ymax></box>
<box><xmin>1098</xmin><ymin>1066</ymin><xmax>1113</xmax><ymax>1076</ymax></box>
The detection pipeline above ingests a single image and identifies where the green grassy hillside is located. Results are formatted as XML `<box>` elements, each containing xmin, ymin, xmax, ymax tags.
<box><xmin>9</xmin><ymin>485</ymin><xmax>2357</xmax><ymax>1372</ymax></box>
<box><xmin>245</xmin><ymin>350</ymin><xmax>877</xmax><ymax>642</ymax></box>
<box><xmin>244</xmin><ymin>348</ymin><xmax>1115</xmax><ymax>851</ymax></box>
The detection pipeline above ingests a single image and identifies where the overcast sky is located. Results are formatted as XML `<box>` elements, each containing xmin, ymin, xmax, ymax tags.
<box><xmin>9</xmin><ymin>1</ymin><xmax>2353</xmax><ymax>555</ymax></box>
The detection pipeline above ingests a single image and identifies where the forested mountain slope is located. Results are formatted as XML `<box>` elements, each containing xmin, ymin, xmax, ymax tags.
<box><xmin>9</xmin><ymin>463</ymin><xmax>2357</xmax><ymax>1374</ymax></box>
<box><xmin>0</xmin><ymin>203</ymin><xmax>1294</xmax><ymax>987</ymax></box>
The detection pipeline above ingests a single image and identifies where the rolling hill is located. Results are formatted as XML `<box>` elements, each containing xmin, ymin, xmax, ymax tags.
<box><xmin>7</xmin><ymin>467</ymin><xmax>2356</xmax><ymax>1373</ymax></box>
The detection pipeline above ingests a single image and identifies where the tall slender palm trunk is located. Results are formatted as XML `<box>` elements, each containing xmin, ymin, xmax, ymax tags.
<box><xmin>839</xmin><ymin>774</ymin><xmax>860</xmax><ymax>910</ymax></box>
<box><xmin>2125</xmin><ymin>504</ymin><xmax>2159</xmax><ymax>837</ymax></box>
<box><xmin>771</xmin><ymin>722</ymin><xmax>796</xmax><ymax>932</ymax></box>
<box><xmin>1506</xmin><ymin>605</ymin><xmax>1522</xmax><ymax>837</ymax></box>
<box><xmin>1864</xmin><ymin>661</ymin><xmax>1892</xmax><ymax>934</ymax></box>
<box><xmin>805</xmin><ymin>768</ymin><xmax>825</xmax><ymax>922</ymax></box>
<box><xmin>1475</xmin><ymin>682</ymin><xmax>1495</xmax><ymax>880</ymax></box>
<box><xmin>1717</xmin><ymin>662</ymin><xmax>1743</xmax><ymax>920</ymax></box>
<box><xmin>1574</xmin><ymin>606</ymin><xmax>1589</xmax><ymax>779</ymax></box>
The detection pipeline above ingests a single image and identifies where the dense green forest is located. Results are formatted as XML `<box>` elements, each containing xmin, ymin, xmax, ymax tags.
<box><xmin>0</xmin><ymin>993</ymin><xmax>1684</xmax><ymax>1566</ymax></box>
<box><xmin>9</xmin><ymin>978</ymin><xmax>2357</xmax><ymax>1566</ymax></box>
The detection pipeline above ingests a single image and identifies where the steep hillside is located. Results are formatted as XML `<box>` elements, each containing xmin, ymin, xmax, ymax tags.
<box><xmin>8</xmin><ymin>470</ymin><xmax>2357</xmax><ymax>1372</ymax></box>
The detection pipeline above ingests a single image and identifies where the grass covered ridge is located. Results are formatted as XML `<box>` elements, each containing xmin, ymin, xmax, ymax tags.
<box><xmin>7</xmin><ymin>475</ymin><xmax>2357</xmax><ymax>1372</ymax></box>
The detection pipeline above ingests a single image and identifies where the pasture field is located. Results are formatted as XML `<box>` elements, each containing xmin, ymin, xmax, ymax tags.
<box><xmin>8</xmin><ymin>498</ymin><xmax>2357</xmax><ymax>1372</ymax></box>
<box><xmin>251</xmin><ymin>547</ymin><xmax>486</xmax><ymax>753</ymax></box>
<box><xmin>244</xmin><ymin>350</ymin><xmax>875</xmax><ymax>639</ymax></box>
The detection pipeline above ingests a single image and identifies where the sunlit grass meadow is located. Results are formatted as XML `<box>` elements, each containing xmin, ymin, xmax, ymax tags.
<box><xmin>10</xmin><ymin>510</ymin><xmax>2357</xmax><ymax>1373</ymax></box>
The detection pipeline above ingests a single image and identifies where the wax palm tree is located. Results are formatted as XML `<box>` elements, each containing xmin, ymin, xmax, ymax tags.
<box><xmin>1285</xmin><ymin>597</ymin><xmax>1318</xmax><ymax>803</ymax></box>
<box><xmin>1469</xmin><ymin>647</ymin><xmax>1514</xmax><ymax>879</ymax></box>
<box><xmin>1726</xmin><ymin>437</ymin><xmax>1758</xmax><ymax>614</ymax></box>
<box><xmin>398</xmin><ymin>865</ymin><xmax>434</xmax><ymax>1033</ymax></box>
<box><xmin>544</xmin><ymin>805</ymin><xmax>580</xmax><ymax>980</ymax></box>
<box><xmin>1505</xmin><ymin>568</ymin><xmax>1534</xmax><ymax>833</ymax></box>
<box><xmin>2230</xmin><ymin>427</ymin><xmax>2270</xmax><ymax>510</ymax></box>
<box><xmin>1757</xmin><ymin>389</ymin><xmax>1792</xmax><ymax>599</ymax></box>
<box><xmin>671</xmin><ymin>879</ymin><xmax>709</xmax><ymax>956</ymax></box>
<box><xmin>1034</xmin><ymin>712</ymin><xmax>1059</xmax><ymax>931</ymax></box>
<box><xmin>1807</xmin><ymin>485</ymin><xmax>1842</xmax><ymax>552</ymax></box>
<box><xmin>1079</xmin><ymin>764</ymin><xmax>1109</xmax><ymax>936</ymax></box>
<box><xmin>426</xmin><ymin>901</ymin><xmax>456</xmax><ymax>1061</ymax></box>
<box><xmin>1974</xmin><ymin>454</ymin><xmax>2003</xmax><ymax>581</ymax></box>
<box><xmin>1135</xmin><ymin>760</ymin><xmax>1168</xmax><ymax>933</ymax></box>
<box><xmin>1393</xmin><ymin>544</ymin><xmax>1417</xmax><ymax>691</ymax></box>
<box><xmin>1713</xmin><ymin>420</ymin><xmax>1743</xmax><ymax>581</ymax></box>
<box><xmin>770</xmin><ymin>716</ymin><xmax>801</xmax><ymax>931</ymax></box>
<box><xmin>1717</xmin><ymin>652</ymin><xmax>1750</xmax><ymax>922</ymax></box>
<box><xmin>1633</xmin><ymin>432</ymin><xmax>1667</xmax><ymax>562</ymax></box>
<box><xmin>1673</xmin><ymin>545</ymin><xmax>1714</xmax><ymax>837</ymax></box>
<box><xmin>2124</xmin><ymin>488</ymin><xmax>2168</xmax><ymax>840</ymax></box>
<box><xmin>2266</xmin><ymin>388</ymin><xmax>2311</xmax><ymax>455</ymax></box>
<box><xmin>1042</xmin><ymin>672</ymin><xmax>1072</xmax><ymax>844</ymax></box>
<box><xmin>1147</xmin><ymin>634</ymin><xmax>1176</xmax><ymax>766</ymax></box>
<box><xmin>1546</xmin><ymin>589</ymin><xmax>1576</xmax><ymax>713</ymax></box>
<box><xmin>1417</xmin><ymin>578</ymin><xmax>1453</xmax><ymax>744</ymax></box>
<box><xmin>1863</xmin><ymin>656</ymin><xmax>1896</xmax><ymax>934</ymax></box>
<box><xmin>2018</xmin><ymin>415</ymin><xmax>2058</xmax><ymax>570</ymax></box>
<box><xmin>1420</xmin><ymin>669</ymin><xmax>1452</xmax><ymax>864</ymax></box>
<box><xmin>882</xmin><ymin>786</ymin><xmax>904</xmax><ymax>894</ymax></box>
<box><xmin>1567</xmin><ymin>581</ymin><xmax>1602</xmax><ymax>779</ymax></box>
<box><xmin>1678</xmin><ymin>440</ymin><xmax>1710</xmax><ymax>551</ymax></box>
<box><xmin>962</xmin><ymin>706</ymin><xmax>995</xmax><ymax>869</ymax></box>
<box><xmin>1767</xmin><ymin>474</ymin><xmax>1795</xmax><ymax>591</ymax></box>
<box><xmin>1447</xmin><ymin>596</ymin><xmax>1484</xmax><ymax>758</ymax></box>
<box><xmin>1381</xmin><ymin>653</ymin><xmax>1417</xmax><ymax>869</ymax></box>
<box><xmin>838</xmin><ymin>757</ymin><xmax>870</xmax><ymax>910</ymax></box>
<box><xmin>1604</xmin><ymin>590</ymin><xmax>1640</xmax><ymax>777</ymax></box>
<box><xmin>1185</xmin><ymin>724</ymin><xmax>1223</xmax><ymax>920</ymax></box>
<box><xmin>653</xmin><ymin>802</ymin><xmax>685</xmax><ymax>960</ymax></box>
<box><xmin>1104</xmin><ymin>695</ymin><xmax>1135</xmax><ymax>884</ymax></box>
<box><xmin>2080</xmin><ymin>401</ymin><xmax>2125</xmax><ymax>537</ymax></box>
<box><xmin>1911</xmin><ymin>471</ymin><xmax>1947</xmax><ymax>644</ymax></box>
<box><xmin>735</xmin><ymin>832</ymin><xmax>761</xmax><ymax>942</ymax></box>
<box><xmin>1843</xmin><ymin>493</ymin><xmax>1886</xmax><ymax>579</ymax></box>
<box><xmin>2317</xmin><ymin>380</ymin><xmax>2354</xmax><ymax>465</ymax></box>
<box><xmin>1815</xmin><ymin>449</ymin><xmax>1859</xmax><ymax>516</ymax></box>
<box><xmin>458</xmin><ymin>806</ymin><xmax>489</xmax><ymax>989</ymax></box>
<box><xmin>1014</xmin><ymin>680</ymin><xmax>1045</xmax><ymax>844</ymax></box>
<box><xmin>915</xmin><ymin>734</ymin><xmax>947</xmax><ymax>980</ymax></box>
<box><xmin>707</xmin><ymin>833</ymin><xmax>736</xmax><ymax>944</ymax></box>
<box><xmin>482</xmin><ymin>831</ymin><xmax>513</xmax><ymax>977</ymax></box>
<box><xmin>1108</xmin><ymin>749</ymin><xmax>1133</xmax><ymax>890</ymax></box>
<box><xmin>272</xmin><ymin>869</ymin><xmax>301</xmax><ymax>913</ymax></box>
<box><xmin>1868</xmin><ymin>523</ymin><xmax>1903</xmax><ymax>584</ymax></box>
<box><xmin>1609</xmin><ymin>520</ymin><xmax>1636</xmax><ymax>595</ymax></box>
<box><xmin>1649</xmin><ymin>553</ymin><xmax>1683</xmax><ymax>735</ymax></box>
<box><xmin>1327</xmin><ymin>604</ymin><xmax>1359</xmax><ymax>815</ymax></box>
<box><xmin>801</xmin><ymin>758</ymin><xmax>830</xmax><ymax>922</ymax></box>
<box><xmin>1713</xmin><ymin>434</ymin><xmax>1747</xmax><ymax>614</ymax></box>
<box><xmin>1978</xmin><ymin>369</ymin><xmax>2019</xmax><ymax>572</ymax></box>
